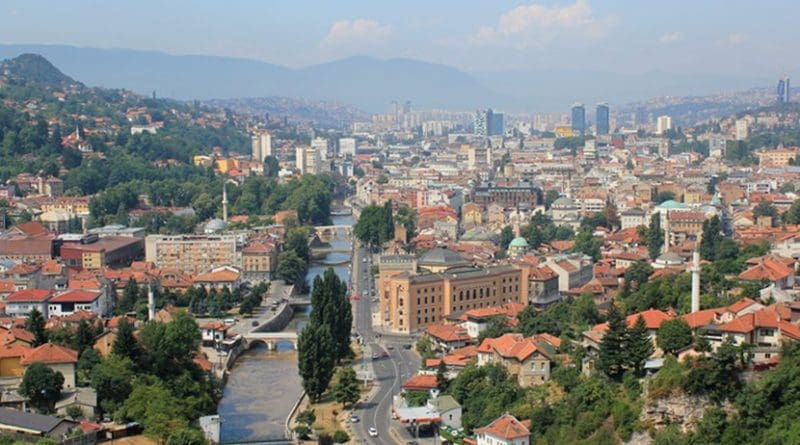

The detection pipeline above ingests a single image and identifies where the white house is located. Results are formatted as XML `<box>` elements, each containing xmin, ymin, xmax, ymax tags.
<box><xmin>47</xmin><ymin>290</ymin><xmax>107</xmax><ymax>318</ymax></box>
<box><xmin>4</xmin><ymin>289</ymin><xmax>53</xmax><ymax>318</ymax></box>
<box><xmin>476</xmin><ymin>414</ymin><xmax>530</xmax><ymax>445</ymax></box>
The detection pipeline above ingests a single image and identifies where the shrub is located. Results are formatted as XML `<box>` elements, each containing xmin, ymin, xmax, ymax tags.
<box><xmin>333</xmin><ymin>430</ymin><xmax>350</xmax><ymax>443</ymax></box>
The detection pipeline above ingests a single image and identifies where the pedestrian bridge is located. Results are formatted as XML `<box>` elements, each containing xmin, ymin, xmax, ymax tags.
<box><xmin>244</xmin><ymin>331</ymin><xmax>298</xmax><ymax>350</ymax></box>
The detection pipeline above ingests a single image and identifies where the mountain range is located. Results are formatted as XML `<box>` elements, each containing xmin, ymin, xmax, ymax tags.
<box><xmin>0</xmin><ymin>44</ymin><xmax>771</xmax><ymax>113</ymax></box>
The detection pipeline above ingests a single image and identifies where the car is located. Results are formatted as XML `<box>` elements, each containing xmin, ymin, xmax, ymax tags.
<box><xmin>349</xmin><ymin>415</ymin><xmax>359</xmax><ymax>423</ymax></box>
<box><xmin>251</xmin><ymin>320</ymin><xmax>259</xmax><ymax>327</ymax></box>
<box><xmin>371</xmin><ymin>353</ymin><xmax>379</xmax><ymax>360</ymax></box>
<box><xmin>402</xmin><ymin>344</ymin><xmax>412</xmax><ymax>350</ymax></box>
<box><xmin>387</xmin><ymin>345</ymin><xmax>395</xmax><ymax>350</ymax></box>
<box><xmin>368</xmin><ymin>427</ymin><xmax>378</xmax><ymax>437</ymax></box>
<box><xmin>372</xmin><ymin>297</ymin><xmax>378</xmax><ymax>303</ymax></box>
<box><xmin>350</xmin><ymin>295</ymin><xmax>360</xmax><ymax>301</ymax></box>
<box><xmin>380</xmin><ymin>351</ymin><xmax>389</xmax><ymax>358</ymax></box>
<box><xmin>362</xmin><ymin>258</ymin><xmax>367</xmax><ymax>263</ymax></box>
<box><xmin>224</xmin><ymin>318</ymin><xmax>236</xmax><ymax>326</ymax></box>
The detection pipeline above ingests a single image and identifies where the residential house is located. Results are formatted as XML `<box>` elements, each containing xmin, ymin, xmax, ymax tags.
<box><xmin>20</xmin><ymin>343</ymin><xmax>79</xmax><ymax>389</ymax></box>
<box><xmin>425</xmin><ymin>325</ymin><xmax>471</xmax><ymax>352</ymax></box>
<box><xmin>475</xmin><ymin>414</ymin><xmax>530</xmax><ymax>445</ymax></box>
<box><xmin>47</xmin><ymin>290</ymin><xmax>108</xmax><ymax>318</ymax></box>
<box><xmin>193</xmin><ymin>266</ymin><xmax>242</xmax><ymax>290</ymax></box>
<box><xmin>477</xmin><ymin>333</ymin><xmax>556</xmax><ymax>386</ymax></box>
<box><xmin>0</xmin><ymin>407</ymin><xmax>77</xmax><ymax>439</ymax></box>
<box><xmin>427</xmin><ymin>395</ymin><xmax>462</xmax><ymax>429</ymax></box>
<box><xmin>4</xmin><ymin>290</ymin><xmax>53</xmax><ymax>318</ymax></box>
<box><xmin>199</xmin><ymin>322</ymin><xmax>228</xmax><ymax>347</ymax></box>
<box><xmin>0</xmin><ymin>344</ymin><xmax>30</xmax><ymax>377</ymax></box>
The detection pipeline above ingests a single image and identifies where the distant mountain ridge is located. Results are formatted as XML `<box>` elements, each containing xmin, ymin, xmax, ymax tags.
<box><xmin>0</xmin><ymin>44</ymin><xmax>772</xmax><ymax>113</ymax></box>
<box><xmin>0</xmin><ymin>53</ymin><xmax>78</xmax><ymax>88</ymax></box>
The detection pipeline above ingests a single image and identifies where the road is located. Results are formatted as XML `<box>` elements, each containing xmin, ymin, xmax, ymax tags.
<box><xmin>349</xmin><ymin>243</ymin><xmax>423</xmax><ymax>445</ymax></box>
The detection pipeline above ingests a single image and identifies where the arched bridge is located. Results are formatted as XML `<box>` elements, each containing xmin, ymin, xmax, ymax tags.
<box><xmin>244</xmin><ymin>331</ymin><xmax>298</xmax><ymax>350</ymax></box>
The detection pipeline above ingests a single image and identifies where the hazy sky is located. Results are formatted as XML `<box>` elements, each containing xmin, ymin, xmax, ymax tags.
<box><xmin>1</xmin><ymin>0</ymin><xmax>797</xmax><ymax>77</ymax></box>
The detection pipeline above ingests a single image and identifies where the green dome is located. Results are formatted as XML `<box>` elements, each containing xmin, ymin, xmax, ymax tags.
<box><xmin>509</xmin><ymin>237</ymin><xmax>529</xmax><ymax>248</ymax></box>
<box><xmin>657</xmin><ymin>199</ymin><xmax>688</xmax><ymax>210</ymax></box>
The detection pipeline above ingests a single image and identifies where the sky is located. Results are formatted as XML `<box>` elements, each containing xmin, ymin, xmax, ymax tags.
<box><xmin>0</xmin><ymin>0</ymin><xmax>798</xmax><ymax>78</ymax></box>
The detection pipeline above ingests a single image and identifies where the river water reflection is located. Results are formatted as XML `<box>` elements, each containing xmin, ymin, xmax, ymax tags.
<box><xmin>217</xmin><ymin>214</ymin><xmax>354</xmax><ymax>442</ymax></box>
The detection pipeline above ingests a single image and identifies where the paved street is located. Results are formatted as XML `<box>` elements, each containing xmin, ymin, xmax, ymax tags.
<box><xmin>349</xmin><ymin>243</ymin><xmax>425</xmax><ymax>445</ymax></box>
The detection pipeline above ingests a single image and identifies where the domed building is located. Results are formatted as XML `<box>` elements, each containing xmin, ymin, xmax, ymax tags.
<box><xmin>508</xmin><ymin>236</ymin><xmax>529</xmax><ymax>257</ymax></box>
<box><xmin>418</xmin><ymin>245</ymin><xmax>470</xmax><ymax>273</ymax></box>
<box><xmin>204</xmin><ymin>218</ymin><xmax>226</xmax><ymax>234</ymax></box>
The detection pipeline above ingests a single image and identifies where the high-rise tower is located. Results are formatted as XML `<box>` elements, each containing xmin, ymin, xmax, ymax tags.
<box><xmin>596</xmin><ymin>103</ymin><xmax>609</xmax><ymax>135</ymax></box>
<box><xmin>571</xmin><ymin>103</ymin><xmax>586</xmax><ymax>136</ymax></box>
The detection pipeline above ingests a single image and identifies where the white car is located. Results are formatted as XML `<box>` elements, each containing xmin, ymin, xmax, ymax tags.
<box><xmin>368</xmin><ymin>427</ymin><xmax>378</xmax><ymax>437</ymax></box>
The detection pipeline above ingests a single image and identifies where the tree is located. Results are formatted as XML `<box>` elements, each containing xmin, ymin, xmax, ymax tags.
<box><xmin>783</xmin><ymin>198</ymin><xmax>800</xmax><ymax>225</ymax></box>
<box><xmin>332</xmin><ymin>431</ymin><xmax>350</xmax><ymax>444</ymax></box>
<box><xmin>20</xmin><ymin>363</ymin><xmax>64</xmax><ymax>412</ymax></box>
<box><xmin>624</xmin><ymin>261</ymin><xmax>653</xmax><ymax>289</ymax></box>
<box><xmin>263</xmin><ymin>156</ymin><xmax>280</xmax><ymax>177</ymax></box>
<box><xmin>353</xmin><ymin>202</ymin><xmax>393</xmax><ymax>246</ymax></box>
<box><xmin>73</xmin><ymin>319</ymin><xmax>96</xmax><ymax>356</ymax></box>
<box><xmin>297</xmin><ymin>322</ymin><xmax>336</xmax><ymax>402</ymax></box>
<box><xmin>91</xmin><ymin>355</ymin><xmax>134</xmax><ymax>415</ymax></box>
<box><xmin>296</xmin><ymin>409</ymin><xmax>316</xmax><ymax>427</ymax></box>
<box><xmin>309</xmin><ymin>268</ymin><xmax>352</xmax><ymax>362</ymax></box>
<box><xmin>118</xmin><ymin>279</ymin><xmax>141</xmax><ymax>314</ymax></box>
<box><xmin>332</xmin><ymin>367</ymin><xmax>360</xmax><ymax>408</ymax></box>
<box><xmin>627</xmin><ymin>315</ymin><xmax>654</xmax><ymax>376</ymax></box>
<box><xmin>285</xmin><ymin>227</ymin><xmax>310</xmax><ymax>263</ymax></box>
<box><xmin>572</xmin><ymin>227</ymin><xmax>602</xmax><ymax>261</ymax></box>
<box><xmin>275</xmin><ymin>250</ymin><xmax>307</xmax><ymax>287</ymax></box>
<box><xmin>598</xmin><ymin>304</ymin><xmax>628</xmax><ymax>380</ymax></box>
<box><xmin>604</xmin><ymin>200</ymin><xmax>621</xmax><ymax>230</ymax></box>
<box><xmin>113</xmin><ymin>317</ymin><xmax>142</xmax><ymax>365</ymax></box>
<box><xmin>753</xmin><ymin>201</ymin><xmax>779</xmax><ymax>226</ymax></box>
<box><xmin>436</xmin><ymin>360</ymin><xmax>449</xmax><ymax>391</ymax></box>
<box><xmin>26</xmin><ymin>308</ymin><xmax>47</xmax><ymax>347</ymax></box>
<box><xmin>499</xmin><ymin>225</ymin><xmax>515</xmax><ymax>252</ymax></box>
<box><xmin>657</xmin><ymin>318</ymin><xmax>693</xmax><ymax>355</ymax></box>
<box><xmin>477</xmin><ymin>316</ymin><xmax>511</xmax><ymax>343</ymax></box>
<box><xmin>544</xmin><ymin>189</ymin><xmax>561</xmax><ymax>209</ymax></box>
<box><xmin>647</xmin><ymin>213</ymin><xmax>665</xmax><ymax>260</ymax></box>
<box><xmin>700</xmin><ymin>215</ymin><xmax>724</xmax><ymax>261</ymax></box>
<box><xmin>166</xmin><ymin>429</ymin><xmax>207</xmax><ymax>445</ymax></box>
<box><xmin>118</xmin><ymin>383</ymin><xmax>188</xmax><ymax>440</ymax></box>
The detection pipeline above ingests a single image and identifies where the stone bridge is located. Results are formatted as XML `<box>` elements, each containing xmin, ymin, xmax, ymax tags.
<box><xmin>244</xmin><ymin>331</ymin><xmax>299</xmax><ymax>350</ymax></box>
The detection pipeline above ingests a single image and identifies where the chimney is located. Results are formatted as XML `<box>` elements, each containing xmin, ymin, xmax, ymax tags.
<box><xmin>691</xmin><ymin>250</ymin><xmax>700</xmax><ymax>313</ymax></box>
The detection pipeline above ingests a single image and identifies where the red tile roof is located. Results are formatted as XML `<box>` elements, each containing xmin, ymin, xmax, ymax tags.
<box><xmin>5</xmin><ymin>289</ymin><xmax>52</xmax><ymax>302</ymax></box>
<box><xmin>49</xmin><ymin>290</ymin><xmax>101</xmax><ymax>303</ymax></box>
<box><xmin>681</xmin><ymin>309</ymin><xmax>720</xmax><ymax>329</ymax></box>
<box><xmin>478</xmin><ymin>333</ymin><xmax>551</xmax><ymax>362</ymax></box>
<box><xmin>738</xmin><ymin>259</ymin><xmax>794</xmax><ymax>282</ymax></box>
<box><xmin>20</xmin><ymin>343</ymin><xmax>78</xmax><ymax>365</ymax></box>
<box><xmin>425</xmin><ymin>324</ymin><xmax>470</xmax><ymax>343</ymax></box>
<box><xmin>401</xmin><ymin>374</ymin><xmax>438</xmax><ymax>391</ymax></box>
<box><xmin>0</xmin><ymin>343</ymin><xmax>31</xmax><ymax>359</ymax></box>
<box><xmin>475</xmin><ymin>414</ymin><xmax>530</xmax><ymax>440</ymax></box>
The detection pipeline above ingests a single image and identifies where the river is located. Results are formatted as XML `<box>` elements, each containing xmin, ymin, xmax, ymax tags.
<box><xmin>217</xmin><ymin>214</ymin><xmax>354</xmax><ymax>443</ymax></box>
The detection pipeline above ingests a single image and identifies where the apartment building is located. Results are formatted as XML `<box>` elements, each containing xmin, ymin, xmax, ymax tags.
<box><xmin>145</xmin><ymin>234</ymin><xmax>238</xmax><ymax>275</ymax></box>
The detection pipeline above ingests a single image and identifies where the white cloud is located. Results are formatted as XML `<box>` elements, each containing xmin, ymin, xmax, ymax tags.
<box><xmin>658</xmin><ymin>32</ymin><xmax>684</xmax><ymax>44</ymax></box>
<box><xmin>476</xmin><ymin>0</ymin><xmax>618</xmax><ymax>47</ymax></box>
<box><xmin>322</xmin><ymin>19</ymin><xmax>392</xmax><ymax>46</ymax></box>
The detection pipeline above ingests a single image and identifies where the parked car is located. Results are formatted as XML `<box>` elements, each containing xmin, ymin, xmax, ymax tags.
<box><xmin>349</xmin><ymin>415</ymin><xmax>359</xmax><ymax>423</ymax></box>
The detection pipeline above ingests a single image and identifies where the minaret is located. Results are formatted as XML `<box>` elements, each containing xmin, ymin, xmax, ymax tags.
<box><xmin>147</xmin><ymin>284</ymin><xmax>155</xmax><ymax>321</ymax></box>
<box><xmin>691</xmin><ymin>250</ymin><xmax>701</xmax><ymax>313</ymax></box>
<box><xmin>222</xmin><ymin>181</ymin><xmax>229</xmax><ymax>223</ymax></box>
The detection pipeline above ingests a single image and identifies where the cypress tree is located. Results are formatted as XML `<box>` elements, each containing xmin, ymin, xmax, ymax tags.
<box><xmin>297</xmin><ymin>322</ymin><xmax>335</xmax><ymax>402</ymax></box>
<box><xmin>627</xmin><ymin>315</ymin><xmax>654</xmax><ymax>376</ymax></box>
<box><xmin>598</xmin><ymin>304</ymin><xmax>628</xmax><ymax>380</ymax></box>
<box><xmin>647</xmin><ymin>212</ymin><xmax>664</xmax><ymax>260</ymax></box>
<box><xmin>26</xmin><ymin>308</ymin><xmax>47</xmax><ymax>347</ymax></box>
<box><xmin>112</xmin><ymin>318</ymin><xmax>141</xmax><ymax>367</ymax></box>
